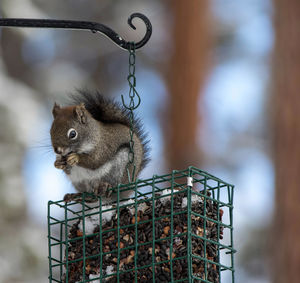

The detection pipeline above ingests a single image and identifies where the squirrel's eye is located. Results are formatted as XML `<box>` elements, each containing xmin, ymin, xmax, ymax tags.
<box><xmin>67</xmin><ymin>128</ymin><xmax>78</xmax><ymax>140</ymax></box>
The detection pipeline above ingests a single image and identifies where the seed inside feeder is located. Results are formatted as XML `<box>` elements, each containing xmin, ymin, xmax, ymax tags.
<box><xmin>63</xmin><ymin>190</ymin><xmax>223</xmax><ymax>283</ymax></box>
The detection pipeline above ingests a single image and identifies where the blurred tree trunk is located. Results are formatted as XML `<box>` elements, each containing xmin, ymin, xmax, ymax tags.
<box><xmin>272</xmin><ymin>0</ymin><xmax>300</xmax><ymax>282</ymax></box>
<box><xmin>165</xmin><ymin>0</ymin><xmax>212</xmax><ymax>171</ymax></box>
<box><xmin>1</xmin><ymin>29</ymin><xmax>33</xmax><ymax>87</ymax></box>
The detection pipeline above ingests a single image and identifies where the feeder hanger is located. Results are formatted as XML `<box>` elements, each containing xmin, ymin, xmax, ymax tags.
<box><xmin>0</xmin><ymin>12</ymin><xmax>152</xmax><ymax>51</ymax></box>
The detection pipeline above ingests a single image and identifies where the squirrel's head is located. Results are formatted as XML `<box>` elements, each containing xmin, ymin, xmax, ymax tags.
<box><xmin>50</xmin><ymin>103</ymin><xmax>97</xmax><ymax>156</ymax></box>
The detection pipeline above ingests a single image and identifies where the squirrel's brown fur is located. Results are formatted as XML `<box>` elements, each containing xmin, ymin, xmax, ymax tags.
<box><xmin>50</xmin><ymin>90</ymin><xmax>149</xmax><ymax>203</ymax></box>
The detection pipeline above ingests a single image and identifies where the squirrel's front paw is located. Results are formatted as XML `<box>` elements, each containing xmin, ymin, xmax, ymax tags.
<box><xmin>63</xmin><ymin>193</ymin><xmax>82</xmax><ymax>203</ymax></box>
<box><xmin>63</xmin><ymin>193</ymin><xmax>98</xmax><ymax>203</ymax></box>
<box><xmin>66</xmin><ymin>153</ymin><xmax>79</xmax><ymax>166</ymax></box>
<box><xmin>54</xmin><ymin>159</ymin><xmax>67</xmax><ymax>170</ymax></box>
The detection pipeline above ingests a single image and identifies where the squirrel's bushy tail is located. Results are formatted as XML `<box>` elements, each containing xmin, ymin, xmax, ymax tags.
<box><xmin>69</xmin><ymin>89</ymin><xmax>150</xmax><ymax>169</ymax></box>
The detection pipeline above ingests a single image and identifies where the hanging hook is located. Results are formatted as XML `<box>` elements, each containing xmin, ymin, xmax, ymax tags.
<box><xmin>125</xmin><ymin>13</ymin><xmax>152</xmax><ymax>50</ymax></box>
<box><xmin>0</xmin><ymin>12</ymin><xmax>152</xmax><ymax>50</ymax></box>
<box><xmin>121</xmin><ymin>86</ymin><xmax>141</xmax><ymax>110</ymax></box>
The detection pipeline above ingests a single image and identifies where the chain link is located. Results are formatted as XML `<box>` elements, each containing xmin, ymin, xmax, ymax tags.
<box><xmin>121</xmin><ymin>43</ymin><xmax>140</xmax><ymax>183</ymax></box>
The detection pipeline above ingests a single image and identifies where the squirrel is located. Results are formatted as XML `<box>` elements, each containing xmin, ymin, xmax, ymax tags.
<box><xmin>50</xmin><ymin>90</ymin><xmax>149</xmax><ymax>203</ymax></box>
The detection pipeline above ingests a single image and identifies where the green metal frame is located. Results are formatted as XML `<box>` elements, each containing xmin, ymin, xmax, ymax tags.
<box><xmin>48</xmin><ymin>167</ymin><xmax>235</xmax><ymax>282</ymax></box>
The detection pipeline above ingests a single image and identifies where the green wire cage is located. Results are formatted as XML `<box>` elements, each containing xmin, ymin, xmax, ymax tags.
<box><xmin>48</xmin><ymin>166</ymin><xmax>235</xmax><ymax>283</ymax></box>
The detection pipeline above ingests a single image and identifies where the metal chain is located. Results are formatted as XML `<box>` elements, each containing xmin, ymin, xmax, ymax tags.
<box><xmin>121</xmin><ymin>42</ymin><xmax>141</xmax><ymax>183</ymax></box>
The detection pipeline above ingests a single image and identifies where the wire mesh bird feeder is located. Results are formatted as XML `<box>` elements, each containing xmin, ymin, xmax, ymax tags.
<box><xmin>0</xmin><ymin>12</ymin><xmax>235</xmax><ymax>283</ymax></box>
<box><xmin>48</xmin><ymin>168</ymin><xmax>234</xmax><ymax>283</ymax></box>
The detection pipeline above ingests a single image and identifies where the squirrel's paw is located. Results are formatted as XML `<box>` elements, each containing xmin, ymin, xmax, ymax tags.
<box><xmin>54</xmin><ymin>159</ymin><xmax>67</xmax><ymax>170</ymax></box>
<box><xmin>63</xmin><ymin>193</ymin><xmax>97</xmax><ymax>203</ymax></box>
<box><xmin>66</xmin><ymin>153</ymin><xmax>79</xmax><ymax>166</ymax></box>
<box><xmin>63</xmin><ymin>193</ymin><xmax>82</xmax><ymax>203</ymax></box>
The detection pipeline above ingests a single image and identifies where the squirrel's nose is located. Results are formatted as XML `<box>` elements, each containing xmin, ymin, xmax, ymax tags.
<box><xmin>55</xmin><ymin>147</ymin><xmax>63</xmax><ymax>154</ymax></box>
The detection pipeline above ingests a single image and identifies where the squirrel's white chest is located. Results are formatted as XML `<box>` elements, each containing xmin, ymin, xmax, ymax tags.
<box><xmin>69</xmin><ymin>162</ymin><xmax>112</xmax><ymax>183</ymax></box>
<box><xmin>68</xmin><ymin>149</ymin><xmax>128</xmax><ymax>190</ymax></box>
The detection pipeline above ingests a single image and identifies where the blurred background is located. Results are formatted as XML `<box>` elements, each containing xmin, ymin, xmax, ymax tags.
<box><xmin>0</xmin><ymin>0</ymin><xmax>298</xmax><ymax>282</ymax></box>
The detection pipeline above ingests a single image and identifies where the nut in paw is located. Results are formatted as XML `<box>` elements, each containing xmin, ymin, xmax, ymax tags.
<box><xmin>66</xmin><ymin>153</ymin><xmax>79</xmax><ymax>166</ymax></box>
<box><xmin>54</xmin><ymin>159</ymin><xmax>67</xmax><ymax>170</ymax></box>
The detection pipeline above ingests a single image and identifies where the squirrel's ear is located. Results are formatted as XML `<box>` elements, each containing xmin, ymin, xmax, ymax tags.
<box><xmin>52</xmin><ymin>102</ymin><xmax>61</xmax><ymax>118</ymax></box>
<box><xmin>74</xmin><ymin>103</ymin><xmax>87</xmax><ymax>124</ymax></box>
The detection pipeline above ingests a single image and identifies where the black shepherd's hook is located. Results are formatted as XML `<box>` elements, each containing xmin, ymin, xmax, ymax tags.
<box><xmin>0</xmin><ymin>12</ymin><xmax>152</xmax><ymax>50</ymax></box>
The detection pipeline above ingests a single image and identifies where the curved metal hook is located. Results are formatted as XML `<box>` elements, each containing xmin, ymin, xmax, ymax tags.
<box><xmin>0</xmin><ymin>12</ymin><xmax>152</xmax><ymax>50</ymax></box>
<box><xmin>121</xmin><ymin>75</ymin><xmax>141</xmax><ymax>110</ymax></box>
<box><xmin>126</xmin><ymin>13</ymin><xmax>152</xmax><ymax>50</ymax></box>
<box><xmin>121</xmin><ymin>92</ymin><xmax>141</xmax><ymax>111</ymax></box>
